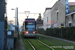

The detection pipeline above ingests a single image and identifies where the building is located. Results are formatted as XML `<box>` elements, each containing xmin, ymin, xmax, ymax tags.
<box><xmin>51</xmin><ymin>0</ymin><xmax>75</xmax><ymax>27</ymax></box>
<box><xmin>43</xmin><ymin>0</ymin><xmax>65</xmax><ymax>29</ymax></box>
<box><xmin>43</xmin><ymin>8</ymin><xmax>52</xmax><ymax>30</ymax></box>
<box><xmin>51</xmin><ymin>0</ymin><xmax>65</xmax><ymax>28</ymax></box>
<box><xmin>43</xmin><ymin>0</ymin><xmax>75</xmax><ymax>29</ymax></box>
<box><xmin>65</xmin><ymin>2</ymin><xmax>75</xmax><ymax>27</ymax></box>
<box><xmin>43</xmin><ymin>0</ymin><xmax>75</xmax><ymax>30</ymax></box>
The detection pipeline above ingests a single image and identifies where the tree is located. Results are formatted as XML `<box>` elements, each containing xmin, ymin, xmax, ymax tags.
<box><xmin>36</xmin><ymin>13</ymin><xmax>42</xmax><ymax>21</ymax></box>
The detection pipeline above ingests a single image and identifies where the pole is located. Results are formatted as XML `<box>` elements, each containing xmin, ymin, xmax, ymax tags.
<box><xmin>15</xmin><ymin>8</ymin><xmax>17</xmax><ymax>33</ymax></box>
<box><xmin>14</xmin><ymin>7</ymin><xmax>19</xmax><ymax>39</ymax></box>
<box><xmin>0</xmin><ymin>0</ymin><xmax>5</xmax><ymax>50</ymax></box>
<box><xmin>16</xmin><ymin>7</ymin><xmax>19</xmax><ymax>38</ymax></box>
<box><xmin>27</xmin><ymin>16</ymin><xmax>28</xmax><ymax>18</ymax></box>
<box><xmin>15</xmin><ymin>7</ymin><xmax>18</xmax><ymax>33</ymax></box>
<box><xmin>17</xmin><ymin>8</ymin><xmax>19</xmax><ymax>38</ymax></box>
<box><xmin>4</xmin><ymin>16</ymin><xmax>7</xmax><ymax>50</ymax></box>
<box><xmin>61</xmin><ymin>28</ymin><xmax>62</xmax><ymax>38</ymax></box>
<box><xmin>16</xmin><ymin>7</ymin><xmax>18</xmax><ymax>32</ymax></box>
<box><xmin>61</xmin><ymin>24</ymin><xmax>64</xmax><ymax>39</ymax></box>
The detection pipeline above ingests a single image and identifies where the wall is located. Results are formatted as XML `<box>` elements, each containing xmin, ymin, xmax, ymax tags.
<box><xmin>66</xmin><ymin>14</ymin><xmax>75</xmax><ymax>27</ymax></box>
<box><xmin>43</xmin><ymin>9</ymin><xmax>52</xmax><ymax>30</ymax></box>
<box><xmin>51</xmin><ymin>1</ymin><xmax>65</xmax><ymax>28</ymax></box>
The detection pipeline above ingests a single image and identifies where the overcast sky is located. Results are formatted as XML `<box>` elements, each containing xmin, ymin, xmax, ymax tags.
<box><xmin>7</xmin><ymin>0</ymin><xmax>75</xmax><ymax>26</ymax></box>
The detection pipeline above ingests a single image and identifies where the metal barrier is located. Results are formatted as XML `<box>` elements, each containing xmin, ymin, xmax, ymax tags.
<box><xmin>7</xmin><ymin>30</ymin><xmax>14</xmax><ymax>50</ymax></box>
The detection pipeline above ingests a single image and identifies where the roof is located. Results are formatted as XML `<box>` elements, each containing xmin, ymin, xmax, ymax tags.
<box><xmin>69</xmin><ymin>2</ymin><xmax>75</xmax><ymax>6</ymax></box>
<box><xmin>45</xmin><ymin>8</ymin><xmax>52</xmax><ymax>12</ymax></box>
<box><xmin>25</xmin><ymin>18</ymin><xmax>35</xmax><ymax>20</ymax></box>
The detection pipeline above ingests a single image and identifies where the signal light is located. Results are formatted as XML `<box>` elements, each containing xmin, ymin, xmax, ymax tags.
<box><xmin>61</xmin><ymin>24</ymin><xmax>64</xmax><ymax>28</ymax></box>
<box><xmin>61</xmin><ymin>26</ymin><xmax>63</xmax><ymax>27</ymax></box>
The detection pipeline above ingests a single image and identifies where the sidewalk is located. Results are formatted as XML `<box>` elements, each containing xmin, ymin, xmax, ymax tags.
<box><xmin>16</xmin><ymin>34</ymin><xmax>25</xmax><ymax>50</ymax></box>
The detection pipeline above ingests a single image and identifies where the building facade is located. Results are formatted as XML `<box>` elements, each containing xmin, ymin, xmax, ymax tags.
<box><xmin>43</xmin><ymin>0</ymin><xmax>75</xmax><ymax>30</ymax></box>
<box><xmin>43</xmin><ymin>8</ymin><xmax>52</xmax><ymax>30</ymax></box>
<box><xmin>51</xmin><ymin>0</ymin><xmax>65</xmax><ymax>28</ymax></box>
<box><xmin>65</xmin><ymin>2</ymin><xmax>75</xmax><ymax>27</ymax></box>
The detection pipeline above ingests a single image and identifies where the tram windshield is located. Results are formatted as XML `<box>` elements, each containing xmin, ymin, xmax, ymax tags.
<box><xmin>25</xmin><ymin>22</ymin><xmax>35</xmax><ymax>31</ymax></box>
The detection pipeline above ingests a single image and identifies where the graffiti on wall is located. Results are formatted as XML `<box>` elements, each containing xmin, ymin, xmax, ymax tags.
<box><xmin>69</xmin><ymin>6</ymin><xmax>75</xmax><ymax>13</ymax></box>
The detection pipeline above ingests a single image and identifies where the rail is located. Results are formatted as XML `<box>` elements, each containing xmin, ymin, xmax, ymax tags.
<box><xmin>36</xmin><ymin>39</ymin><xmax>54</xmax><ymax>50</ymax></box>
<box><xmin>26</xmin><ymin>39</ymin><xmax>35</xmax><ymax>50</ymax></box>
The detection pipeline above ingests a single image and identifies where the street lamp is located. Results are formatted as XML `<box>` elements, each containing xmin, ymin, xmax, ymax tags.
<box><xmin>11</xmin><ymin>7</ymin><xmax>18</xmax><ymax>25</ymax></box>
<box><xmin>11</xmin><ymin>7</ymin><xmax>19</xmax><ymax>33</ymax></box>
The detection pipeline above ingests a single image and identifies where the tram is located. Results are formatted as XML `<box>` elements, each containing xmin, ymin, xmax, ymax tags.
<box><xmin>22</xmin><ymin>18</ymin><xmax>36</xmax><ymax>37</ymax></box>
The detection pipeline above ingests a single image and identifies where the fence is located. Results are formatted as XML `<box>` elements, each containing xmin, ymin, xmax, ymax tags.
<box><xmin>37</xmin><ymin>27</ymin><xmax>75</xmax><ymax>41</ymax></box>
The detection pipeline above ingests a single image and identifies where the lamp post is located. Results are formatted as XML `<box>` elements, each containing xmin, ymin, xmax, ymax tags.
<box><xmin>11</xmin><ymin>7</ymin><xmax>19</xmax><ymax>33</ymax></box>
<box><xmin>11</xmin><ymin>7</ymin><xmax>20</xmax><ymax>39</ymax></box>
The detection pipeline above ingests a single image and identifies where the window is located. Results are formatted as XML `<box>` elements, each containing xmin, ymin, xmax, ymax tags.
<box><xmin>47</xmin><ymin>17</ymin><xmax>48</xmax><ymax>23</ymax></box>
<box><xmin>25</xmin><ymin>22</ymin><xmax>35</xmax><ymax>31</ymax></box>
<box><xmin>57</xmin><ymin>12</ymin><xmax>58</xmax><ymax>20</ymax></box>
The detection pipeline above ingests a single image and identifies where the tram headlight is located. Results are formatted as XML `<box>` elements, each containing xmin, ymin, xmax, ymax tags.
<box><xmin>25</xmin><ymin>31</ymin><xmax>28</xmax><ymax>34</ymax></box>
<box><xmin>33</xmin><ymin>31</ymin><xmax>36</xmax><ymax>34</ymax></box>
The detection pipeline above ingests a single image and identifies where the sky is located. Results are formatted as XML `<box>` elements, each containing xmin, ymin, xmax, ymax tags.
<box><xmin>7</xmin><ymin>0</ymin><xmax>75</xmax><ymax>26</ymax></box>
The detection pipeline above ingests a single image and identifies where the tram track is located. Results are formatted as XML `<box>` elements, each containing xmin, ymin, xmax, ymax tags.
<box><xmin>22</xmin><ymin>34</ymin><xmax>75</xmax><ymax>50</ymax></box>
<box><xmin>26</xmin><ymin>39</ymin><xmax>35</xmax><ymax>50</ymax></box>
<box><xmin>36</xmin><ymin>39</ymin><xmax>54</xmax><ymax>50</ymax></box>
<box><xmin>26</xmin><ymin>39</ymin><xmax>54</xmax><ymax>50</ymax></box>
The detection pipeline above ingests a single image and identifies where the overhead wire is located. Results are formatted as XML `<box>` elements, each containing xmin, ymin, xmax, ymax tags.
<box><xmin>38</xmin><ymin>0</ymin><xmax>58</xmax><ymax>20</ymax></box>
<box><xmin>24</xmin><ymin>0</ymin><xmax>33</xmax><ymax>18</ymax></box>
<box><xmin>32</xmin><ymin>0</ymin><xmax>54</xmax><ymax>18</ymax></box>
<box><xmin>27</xmin><ymin>0</ymin><xmax>33</xmax><ymax>10</ymax></box>
<box><xmin>33</xmin><ymin>0</ymin><xmax>55</xmax><ymax>18</ymax></box>
<box><xmin>18</xmin><ymin>0</ymin><xmax>56</xmax><ymax>25</ymax></box>
<box><xmin>19</xmin><ymin>0</ymin><xmax>55</xmax><ymax>18</ymax></box>
<box><xmin>39</xmin><ymin>0</ymin><xmax>54</xmax><ymax>13</ymax></box>
<box><xmin>25</xmin><ymin>0</ymin><xmax>54</xmax><ymax>17</ymax></box>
